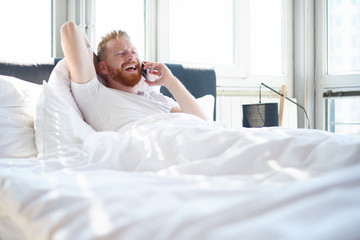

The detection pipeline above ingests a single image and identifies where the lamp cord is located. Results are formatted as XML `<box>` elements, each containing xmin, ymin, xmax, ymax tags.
<box><xmin>259</xmin><ymin>83</ymin><xmax>311</xmax><ymax>129</ymax></box>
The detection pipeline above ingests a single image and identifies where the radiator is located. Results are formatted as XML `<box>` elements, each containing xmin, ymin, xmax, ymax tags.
<box><xmin>216</xmin><ymin>89</ymin><xmax>298</xmax><ymax>128</ymax></box>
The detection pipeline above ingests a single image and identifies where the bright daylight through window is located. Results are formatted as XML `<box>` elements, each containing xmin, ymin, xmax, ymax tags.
<box><xmin>168</xmin><ymin>0</ymin><xmax>233</xmax><ymax>65</ymax></box>
<box><xmin>250</xmin><ymin>0</ymin><xmax>283</xmax><ymax>75</ymax></box>
<box><xmin>327</xmin><ymin>0</ymin><xmax>360</xmax><ymax>74</ymax></box>
<box><xmin>167</xmin><ymin>0</ymin><xmax>285</xmax><ymax>79</ymax></box>
<box><xmin>0</xmin><ymin>0</ymin><xmax>51</xmax><ymax>59</ymax></box>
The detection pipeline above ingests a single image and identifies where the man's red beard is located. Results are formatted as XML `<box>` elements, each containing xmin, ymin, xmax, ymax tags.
<box><xmin>106</xmin><ymin>63</ymin><xmax>142</xmax><ymax>87</ymax></box>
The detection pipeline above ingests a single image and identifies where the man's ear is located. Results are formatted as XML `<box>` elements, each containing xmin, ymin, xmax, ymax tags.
<box><xmin>96</xmin><ymin>61</ymin><xmax>109</xmax><ymax>84</ymax></box>
<box><xmin>98</xmin><ymin>61</ymin><xmax>108</xmax><ymax>75</ymax></box>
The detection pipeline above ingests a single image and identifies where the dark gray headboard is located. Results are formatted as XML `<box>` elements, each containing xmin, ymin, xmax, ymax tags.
<box><xmin>0</xmin><ymin>59</ymin><xmax>217</xmax><ymax>120</ymax></box>
<box><xmin>0</xmin><ymin>58</ymin><xmax>63</xmax><ymax>85</ymax></box>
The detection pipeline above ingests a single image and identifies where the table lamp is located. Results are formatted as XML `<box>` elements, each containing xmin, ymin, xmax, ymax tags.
<box><xmin>242</xmin><ymin>83</ymin><xmax>310</xmax><ymax>128</ymax></box>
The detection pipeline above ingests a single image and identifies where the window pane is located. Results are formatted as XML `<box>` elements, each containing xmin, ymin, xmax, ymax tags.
<box><xmin>327</xmin><ymin>0</ymin><xmax>360</xmax><ymax>74</ymax></box>
<box><xmin>326</xmin><ymin>97</ymin><xmax>360</xmax><ymax>135</ymax></box>
<box><xmin>250</xmin><ymin>0</ymin><xmax>284</xmax><ymax>75</ymax></box>
<box><xmin>168</xmin><ymin>0</ymin><xmax>233</xmax><ymax>65</ymax></box>
<box><xmin>94</xmin><ymin>0</ymin><xmax>144</xmax><ymax>58</ymax></box>
<box><xmin>0</xmin><ymin>1</ymin><xmax>51</xmax><ymax>59</ymax></box>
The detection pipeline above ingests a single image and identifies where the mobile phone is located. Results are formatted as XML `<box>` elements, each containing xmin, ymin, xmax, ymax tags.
<box><xmin>141</xmin><ymin>63</ymin><xmax>150</xmax><ymax>80</ymax></box>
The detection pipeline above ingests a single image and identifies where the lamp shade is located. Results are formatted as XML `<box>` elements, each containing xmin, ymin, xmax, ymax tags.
<box><xmin>242</xmin><ymin>103</ymin><xmax>279</xmax><ymax>128</ymax></box>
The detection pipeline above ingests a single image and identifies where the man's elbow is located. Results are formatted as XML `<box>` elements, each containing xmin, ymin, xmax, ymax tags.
<box><xmin>60</xmin><ymin>22</ymin><xmax>77</xmax><ymax>38</ymax></box>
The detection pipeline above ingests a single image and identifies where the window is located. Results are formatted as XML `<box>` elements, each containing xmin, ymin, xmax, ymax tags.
<box><xmin>316</xmin><ymin>0</ymin><xmax>360</xmax><ymax>135</ymax></box>
<box><xmin>325</xmin><ymin>97</ymin><xmax>360</xmax><ymax>135</ymax></box>
<box><xmin>0</xmin><ymin>0</ymin><xmax>52</xmax><ymax>59</ymax></box>
<box><xmin>158</xmin><ymin>0</ymin><xmax>292</xmax><ymax>87</ymax></box>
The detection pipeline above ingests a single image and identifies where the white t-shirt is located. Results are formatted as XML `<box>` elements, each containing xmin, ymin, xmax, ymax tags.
<box><xmin>71</xmin><ymin>76</ymin><xmax>178</xmax><ymax>131</ymax></box>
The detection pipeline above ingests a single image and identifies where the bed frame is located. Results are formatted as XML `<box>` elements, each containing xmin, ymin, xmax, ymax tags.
<box><xmin>0</xmin><ymin>59</ymin><xmax>217</xmax><ymax>120</ymax></box>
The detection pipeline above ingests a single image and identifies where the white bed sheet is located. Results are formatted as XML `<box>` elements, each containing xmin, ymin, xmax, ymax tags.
<box><xmin>1</xmin><ymin>113</ymin><xmax>360</xmax><ymax>240</ymax></box>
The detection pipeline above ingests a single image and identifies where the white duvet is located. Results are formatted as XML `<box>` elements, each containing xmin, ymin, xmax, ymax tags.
<box><xmin>1</xmin><ymin>113</ymin><xmax>360</xmax><ymax>240</ymax></box>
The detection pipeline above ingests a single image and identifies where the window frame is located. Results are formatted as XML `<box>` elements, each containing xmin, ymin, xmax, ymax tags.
<box><xmin>315</xmin><ymin>0</ymin><xmax>360</xmax><ymax>131</ymax></box>
<box><xmin>52</xmin><ymin>0</ymin><xmax>67</xmax><ymax>58</ymax></box>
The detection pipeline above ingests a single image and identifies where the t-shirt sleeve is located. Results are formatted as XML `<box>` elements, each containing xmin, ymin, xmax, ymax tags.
<box><xmin>71</xmin><ymin>76</ymin><xmax>102</xmax><ymax>109</ymax></box>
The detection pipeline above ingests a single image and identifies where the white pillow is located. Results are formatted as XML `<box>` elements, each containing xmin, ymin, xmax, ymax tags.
<box><xmin>48</xmin><ymin>51</ymin><xmax>107</xmax><ymax>118</ymax></box>
<box><xmin>196</xmin><ymin>94</ymin><xmax>215</xmax><ymax>120</ymax></box>
<box><xmin>48</xmin><ymin>58</ymin><xmax>84</xmax><ymax>117</ymax></box>
<box><xmin>0</xmin><ymin>75</ymin><xmax>42</xmax><ymax>158</ymax></box>
<box><xmin>34</xmin><ymin>82</ymin><xmax>95</xmax><ymax>157</ymax></box>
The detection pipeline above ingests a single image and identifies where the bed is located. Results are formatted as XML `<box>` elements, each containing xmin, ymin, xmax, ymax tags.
<box><xmin>0</xmin><ymin>58</ymin><xmax>360</xmax><ymax>240</ymax></box>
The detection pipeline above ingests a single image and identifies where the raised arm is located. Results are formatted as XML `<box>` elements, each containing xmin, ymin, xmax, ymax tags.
<box><xmin>60</xmin><ymin>22</ymin><xmax>96</xmax><ymax>84</ymax></box>
<box><xmin>143</xmin><ymin>62</ymin><xmax>209</xmax><ymax>121</ymax></box>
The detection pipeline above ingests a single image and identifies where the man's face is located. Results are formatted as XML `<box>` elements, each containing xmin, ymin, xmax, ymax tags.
<box><xmin>103</xmin><ymin>38</ymin><xmax>142</xmax><ymax>87</ymax></box>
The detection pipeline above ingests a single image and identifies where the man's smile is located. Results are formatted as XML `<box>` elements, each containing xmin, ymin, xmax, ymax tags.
<box><xmin>123</xmin><ymin>64</ymin><xmax>138</xmax><ymax>72</ymax></box>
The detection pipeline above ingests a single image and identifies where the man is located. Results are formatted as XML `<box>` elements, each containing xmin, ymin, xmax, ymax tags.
<box><xmin>60</xmin><ymin>22</ymin><xmax>208</xmax><ymax>131</ymax></box>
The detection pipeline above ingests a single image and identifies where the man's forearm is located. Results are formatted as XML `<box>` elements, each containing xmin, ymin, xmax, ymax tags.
<box><xmin>167</xmin><ymin>77</ymin><xmax>209</xmax><ymax>121</ymax></box>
